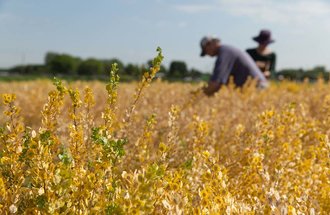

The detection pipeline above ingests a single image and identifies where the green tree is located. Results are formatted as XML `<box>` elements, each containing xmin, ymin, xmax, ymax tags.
<box><xmin>9</xmin><ymin>65</ymin><xmax>46</xmax><ymax>75</ymax></box>
<box><xmin>125</xmin><ymin>63</ymin><xmax>141</xmax><ymax>77</ymax></box>
<box><xmin>45</xmin><ymin>52</ymin><xmax>57</xmax><ymax>65</ymax></box>
<box><xmin>45</xmin><ymin>52</ymin><xmax>81</xmax><ymax>75</ymax></box>
<box><xmin>304</xmin><ymin>66</ymin><xmax>328</xmax><ymax>82</ymax></box>
<box><xmin>77</xmin><ymin>58</ymin><xmax>103</xmax><ymax>76</ymax></box>
<box><xmin>168</xmin><ymin>61</ymin><xmax>188</xmax><ymax>78</ymax></box>
<box><xmin>190</xmin><ymin>68</ymin><xmax>203</xmax><ymax>79</ymax></box>
<box><xmin>277</xmin><ymin>68</ymin><xmax>304</xmax><ymax>81</ymax></box>
<box><xmin>102</xmin><ymin>59</ymin><xmax>124</xmax><ymax>75</ymax></box>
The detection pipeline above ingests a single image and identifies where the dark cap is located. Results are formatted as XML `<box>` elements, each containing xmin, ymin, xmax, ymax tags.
<box><xmin>200</xmin><ymin>36</ymin><xmax>218</xmax><ymax>57</ymax></box>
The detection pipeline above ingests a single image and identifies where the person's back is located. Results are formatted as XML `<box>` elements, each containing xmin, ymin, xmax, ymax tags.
<box><xmin>212</xmin><ymin>44</ymin><xmax>266</xmax><ymax>87</ymax></box>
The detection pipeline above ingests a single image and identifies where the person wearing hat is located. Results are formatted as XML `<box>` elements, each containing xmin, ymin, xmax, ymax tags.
<box><xmin>246</xmin><ymin>30</ymin><xmax>276</xmax><ymax>79</ymax></box>
<box><xmin>199</xmin><ymin>35</ymin><xmax>268</xmax><ymax>96</ymax></box>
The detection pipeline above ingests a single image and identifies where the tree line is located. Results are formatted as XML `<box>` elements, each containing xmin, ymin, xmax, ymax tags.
<box><xmin>4</xmin><ymin>52</ymin><xmax>210</xmax><ymax>82</ymax></box>
<box><xmin>2</xmin><ymin>52</ymin><xmax>329</xmax><ymax>82</ymax></box>
<box><xmin>276</xmin><ymin>66</ymin><xmax>329</xmax><ymax>82</ymax></box>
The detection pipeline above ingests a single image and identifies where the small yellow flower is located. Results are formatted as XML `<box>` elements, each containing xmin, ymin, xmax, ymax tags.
<box><xmin>288</xmin><ymin>205</ymin><xmax>297</xmax><ymax>215</ymax></box>
<box><xmin>158</xmin><ymin>142</ymin><xmax>167</xmax><ymax>153</ymax></box>
<box><xmin>200</xmin><ymin>189</ymin><xmax>210</xmax><ymax>199</ymax></box>
<box><xmin>169</xmin><ymin>182</ymin><xmax>180</xmax><ymax>191</ymax></box>
<box><xmin>214</xmin><ymin>196</ymin><xmax>223</xmax><ymax>204</ymax></box>
<box><xmin>0</xmin><ymin>156</ymin><xmax>10</xmax><ymax>164</ymax></box>
<box><xmin>193</xmin><ymin>207</ymin><xmax>201</xmax><ymax>215</ymax></box>
<box><xmin>202</xmin><ymin>150</ymin><xmax>210</xmax><ymax>159</ymax></box>
<box><xmin>2</xmin><ymin>93</ymin><xmax>16</xmax><ymax>105</ymax></box>
<box><xmin>210</xmin><ymin>179</ymin><xmax>218</xmax><ymax>188</ymax></box>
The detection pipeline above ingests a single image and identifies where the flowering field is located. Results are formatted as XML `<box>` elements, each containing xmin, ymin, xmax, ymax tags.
<box><xmin>0</xmin><ymin>51</ymin><xmax>330</xmax><ymax>214</ymax></box>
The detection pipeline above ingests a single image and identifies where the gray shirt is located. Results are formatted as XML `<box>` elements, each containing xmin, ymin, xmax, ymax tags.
<box><xmin>210</xmin><ymin>45</ymin><xmax>267</xmax><ymax>87</ymax></box>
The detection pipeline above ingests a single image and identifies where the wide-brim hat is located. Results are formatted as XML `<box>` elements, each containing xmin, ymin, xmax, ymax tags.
<box><xmin>253</xmin><ymin>30</ymin><xmax>274</xmax><ymax>44</ymax></box>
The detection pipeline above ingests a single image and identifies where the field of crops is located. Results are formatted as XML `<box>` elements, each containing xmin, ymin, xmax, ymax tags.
<box><xmin>0</xmin><ymin>55</ymin><xmax>330</xmax><ymax>214</ymax></box>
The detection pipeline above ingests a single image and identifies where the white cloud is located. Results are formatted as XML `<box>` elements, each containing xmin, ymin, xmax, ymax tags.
<box><xmin>174</xmin><ymin>0</ymin><xmax>330</xmax><ymax>26</ymax></box>
<box><xmin>174</xmin><ymin>4</ymin><xmax>215</xmax><ymax>13</ymax></box>
<box><xmin>218</xmin><ymin>0</ymin><xmax>330</xmax><ymax>25</ymax></box>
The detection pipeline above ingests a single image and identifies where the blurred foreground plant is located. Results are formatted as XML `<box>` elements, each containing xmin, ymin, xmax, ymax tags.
<box><xmin>0</xmin><ymin>50</ymin><xmax>329</xmax><ymax>214</ymax></box>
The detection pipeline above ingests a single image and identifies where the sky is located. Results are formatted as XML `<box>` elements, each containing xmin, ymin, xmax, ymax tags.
<box><xmin>1</xmin><ymin>0</ymin><xmax>330</xmax><ymax>73</ymax></box>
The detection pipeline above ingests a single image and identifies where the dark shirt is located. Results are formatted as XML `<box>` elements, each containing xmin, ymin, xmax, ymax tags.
<box><xmin>246</xmin><ymin>48</ymin><xmax>276</xmax><ymax>78</ymax></box>
<box><xmin>211</xmin><ymin>45</ymin><xmax>267</xmax><ymax>87</ymax></box>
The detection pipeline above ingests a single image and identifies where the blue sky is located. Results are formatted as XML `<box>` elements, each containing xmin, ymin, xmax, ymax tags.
<box><xmin>1</xmin><ymin>0</ymin><xmax>330</xmax><ymax>72</ymax></box>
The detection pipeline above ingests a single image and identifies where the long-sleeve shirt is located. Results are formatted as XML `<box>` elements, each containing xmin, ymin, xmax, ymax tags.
<box><xmin>211</xmin><ymin>45</ymin><xmax>267</xmax><ymax>87</ymax></box>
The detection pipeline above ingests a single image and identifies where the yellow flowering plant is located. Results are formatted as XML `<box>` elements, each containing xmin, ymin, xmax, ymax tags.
<box><xmin>0</xmin><ymin>49</ymin><xmax>330</xmax><ymax>214</ymax></box>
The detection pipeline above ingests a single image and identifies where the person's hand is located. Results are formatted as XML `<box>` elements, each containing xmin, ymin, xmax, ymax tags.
<box><xmin>264</xmin><ymin>70</ymin><xmax>271</xmax><ymax>78</ymax></box>
<box><xmin>202</xmin><ymin>81</ymin><xmax>220</xmax><ymax>96</ymax></box>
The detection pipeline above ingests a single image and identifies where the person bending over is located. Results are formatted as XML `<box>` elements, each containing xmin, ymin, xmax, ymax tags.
<box><xmin>200</xmin><ymin>35</ymin><xmax>268</xmax><ymax>96</ymax></box>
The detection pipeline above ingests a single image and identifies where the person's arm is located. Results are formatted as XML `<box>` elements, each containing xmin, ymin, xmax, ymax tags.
<box><xmin>205</xmin><ymin>47</ymin><xmax>232</xmax><ymax>96</ymax></box>
<box><xmin>203</xmin><ymin>81</ymin><xmax>221</xmax><ymax>96</ymax></box>
<box><xmin>270</xmin><ymin>53</ymin><xmax>276</xmax><ymax>79</ymax></box>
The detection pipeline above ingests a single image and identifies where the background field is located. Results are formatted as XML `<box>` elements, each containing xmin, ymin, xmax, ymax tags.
<box><xmin>0</xmin><ymin>79</ymin><xmax>330</xmax><ymax>214</ymax></box>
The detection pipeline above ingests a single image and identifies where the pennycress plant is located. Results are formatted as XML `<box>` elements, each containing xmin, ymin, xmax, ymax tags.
<box><xmin>0</xmin><ymin>49</ymin><xmax>330</xmax><ymax>214</ymax></box>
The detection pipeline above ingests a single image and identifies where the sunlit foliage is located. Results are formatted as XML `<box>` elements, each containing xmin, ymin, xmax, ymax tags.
<box><xmin>0</xmin><ymin>49</ymin><xmax>329</xmax><ymax>214</ymax></box>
